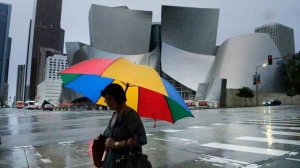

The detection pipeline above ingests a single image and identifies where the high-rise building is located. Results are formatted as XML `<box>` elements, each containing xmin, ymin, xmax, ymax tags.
<box><xmin>0</xmin><ymin>3</ymin><xmax>11</xmax><ymax>103</ymax></box>
<box><xmin>25</xmin><ymin>0</ymin><xmax>65</xmax><ymax>100</ymax></box>
<box><xmin>38</xmin><ymin>47</ymin><xmax>61</xmax><ymax>84</ymax></box>
<box><xmin>45</xmin><ymin>54</ymin><xmax>68</xmax><ymax>80</ymax></box>
<box><xmin>255</xmin><ymin>23</ymin><xmax>295</xmax><ymax>56</ymax></box>
<box><xmin>16</xmin><ymin>65</ymin><xmax>26</xmax><ymax>101</ymax></box>
<box><xmin>37</xmin><ymin>54</ymin><xmax>68</xmax><ymax>106</ymax></box>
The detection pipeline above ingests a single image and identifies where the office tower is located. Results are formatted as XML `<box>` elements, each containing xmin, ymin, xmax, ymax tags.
<box><xmin>44</xmin><ymin>54</ymin><xmax>68</xmax><ymax>80</ymax></box>
<box><xmin>16</xmin><ymin>65</ymin><xmax>26</xmax><ymax>101</ymax></box>
<box><xmin>37</xmin><ymin>54</ymin><xmax>68</xmax><ymax>106</ymax></box>
<box><xmin>38</xmin><ymin>47</ymin><xmax>61</xmax><ymax>84</ymax></box>
<box><xmin>26</xmin><ymin>0</ymin><xmax>65</xmax><ymax>100</ymax></box>
<box><xmin>0</xmin><ymin>3</ymin><xmax>11</xmax><ymax>103</ymax></box>
<box><xmin>255</xmin><ymin>23</ymin><xmax>295</xmax><ymax>56</ymax></box>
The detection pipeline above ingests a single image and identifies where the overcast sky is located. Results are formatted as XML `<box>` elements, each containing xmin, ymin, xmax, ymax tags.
<box><xmin>2</xmin><ymin>0</ymin><xmax>300</xmax><ymax>102</ymax></box>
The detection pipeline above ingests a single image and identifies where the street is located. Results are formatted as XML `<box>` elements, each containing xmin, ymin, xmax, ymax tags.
<box><xmin>1</xmin><ymin>105</ymin><xmax>300</xmax><ymax>168</ymax></box>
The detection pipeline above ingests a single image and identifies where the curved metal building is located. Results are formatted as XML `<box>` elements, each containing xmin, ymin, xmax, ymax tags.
<box><xmin>61</xmin><ymin>42</ymin><xmax>160</xmax><ymax>103</ymax></box>
<box><xmin>160</xmin><ymin>6</ymin><xmax>219</xmax><ymax>99</ymax></box>
<box><xmin>208</xmin><ymin>33</ymin><xmax>282</xmax><ymax>91</ymax></box>
<box><xmin>161</xmin><ymin>5</ymin><xmax>219</xmax><ymax>55</ymax></box>
<box><xmin>89</xmin><ymin>4</ymin><xmax>152</xmax><ymax>55</ymax></box>
<box><xmin>161</xmin><ymin>43</ymin><xmax>215</xmax><ymax>91</ymax></box>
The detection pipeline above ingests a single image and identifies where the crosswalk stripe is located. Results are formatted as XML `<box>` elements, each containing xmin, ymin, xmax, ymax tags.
<box><xmin>188</xmin><ymin>126</ymin><xmax>207</xmax><ymax>129</ymax></box>
<box><xmin>58</xmin><ymin>141</ymin><xmax>75</xmax><ymax>145</ymax></box>
<box><xmin>262</xmin><ymin>131</ymin><xmax>300</xmax><ymax>136</ymax></box>
<box><xmin>262</xmin><ymin>126</ymin><xmax>300</xmax><ymax>130</ymax></box>
<box><xmin>238</xmin><ymin>122</ymin><xmax>300</xmax><ymax>126</ymax></box>
<box><xmin>154</xmin><ymin>137</ymin><xmax>199</xmax><ymax>145</ymax></box>
<box><xmin>211</xmin><ymin>123</ymin><xmax>227</xmax><ymax>126</ymax></box>
<box><xmin>161</xmin><ymin>129</ymin><xmax>181</xmax><ymax>133</ymax></box>
<box><xmin>248</xmin><ymin>119</ymin><xmax>300</xmax><ymax>122</ymax></box>
<box><xmin>236</xmin><ymin>136</ymin><xmax>300</xmax><ymax>145</ymax></box>
<box><xmin>248</xmin><ymin>120</ymin><xmax>300</xmax><ymax>124</ymax></box>
<box><xmin>286</xmin><ymin>158</ymin><xmax>300</xmax><ymax>162</ymax></box>
<box><xmin>197</xmin><ymin>154</ymin><xmax>254</xmax><ymax>167</ymax></box>
<box><xmin>200</xmin><ymin>142</ymin><xmax>289</xmax><ymax>156</ymax></box>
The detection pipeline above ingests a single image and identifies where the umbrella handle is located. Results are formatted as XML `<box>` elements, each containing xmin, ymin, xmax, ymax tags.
<box><xmin>125</xmin><ymin>83</ymin><xmax>129</xmax><ymax>93</ymax></box>
<box><xmin>101</xmin><ymin>150</ymin><xmax>107</xmax><ymax>161</ymax></box>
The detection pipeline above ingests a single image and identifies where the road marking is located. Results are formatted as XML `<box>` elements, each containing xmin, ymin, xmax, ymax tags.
<box><xmin>161</xmin><ymin>129</ymin><xmax>181</xmax><ymax>133</ymax></box>
<box><xmin>58</xmin><ymin>141</ymin><xmax>75</xmax><ymax>145</ymax></box>
<box><xmin>248</xmin><ymin>120</ymin><xmax>300</xmax><ymax>124</ymax></box>
<box><xmin>40</xmin><ymin>158</ymin><xmax>52</xmax><ymax>163</ymax></box>
<box><xmin>200</xmin><ymin>142</ymin><xmax>289</xmax><ymax>156</ymax></box>
<box><xmin>236</xmin><ymin>136</ymin><xmax>300</xmax><ymax>145</ymax></box>
<box><xmin>248</xmin><ymin>119</ymin><xmax>300</xmax><ymax>122</ymax></box>
<box><xmin>154</xmin><ymin>137</ymin><xmax>198</xmax><ymax>145</ymax></box>
<box><xmin>188</xmin><ymin>126</ymin><xmax>207</xmax><ymax>129</ymax></box>
<box><xmin>238</xmin><ymin>122</ymin><xmax>300</xmax><ymax>126</ymax></box>
<box><xmin>262</xmin><ymin>131</ymin><xmax>300</xmax><ymax>136</ymax></box>
<box><xmin>14</xmin><ymin>145</ymin><xmax>33</xmax><ymax>149</ymax></box>
<box><xmin>198</xmin><ymin>154</ymin><xmax>251</xmax><ymax>167</ymax></box>
<box><xmin>146</xmin><ymin>133</ymin><xmax>153</xmax><ymax>136</ymax></box>
<box><xmin>286</xmin><ymin>158</ymin><xmax>300</xmax><ymax>162</ymax></box>
<box><xmin>211</xmin><ymin>123</ymin><xmax>227</xmax><ymax>126</ymax></box>
<box><xmin>262</xmin><ymin>126</ymin><xmax>300</xmax><ymax>130</ymax></box>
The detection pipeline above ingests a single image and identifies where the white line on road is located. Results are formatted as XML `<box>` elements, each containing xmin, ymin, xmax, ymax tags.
<box><xmin>248</xmin><ymin>119</ymin><xmax>300</xmax><ymax>122</ymax></box>
<box><xmin>58</xmin><ymin>141</ymin><xmax>75</xmax><ymax>145</ymax></box>
<box><xmin>146</xmin><ymin>133</ymin><xmax>153</xmax><ymax>136</ymax></box>
<box><xmin>200</xmin><ymin>142</ymin><xmax>289</xmax><ymax>156</ymax></box>
<box><xmin>14</xmin><ymin>145</ymin><xmax>33</xmax><ymax>149</ymax></box>
<box><xmin>198</xmin><ymin>154</ymin><xmax>250</xmax><ymax>167</ymax></box>
<box><xmin>238</xmin><ymin>122</ymin><xmax>300</xmax><ymax>126</ymax></box>
<box><xmin>188</xmin><ymin>126</ymin><xmax>207</xmax><ymax>129</ymax></box>
<box><xmin>211</xmin><ymin>123</ymin><xmax>227</xmax><ymax>126</ymax></box>
<box><xmin>161</xmin><ymin>129</ymin><xmax>181</xmax><ymax>133</ymax></box>
<box><xmin>262</xmin><ymin>126</ymin><xmax>300</xmax><ymax>130</ymax></box>
<box><xmin>40</xmin><ymin>158</ymin><xmax>52</xmax><ymax>163</ymax></box>
<box><xmin>262</xmin><ymin>131</ymin><xmax>300</xmax><ymax>136</ymax></box>
<box><xmin>248</xmin><ymin>120</ymin><xmax>300</xmax><ymax>124</ymax></box>
<box><xmin>236</xmin><ymin>136</ymin><xmax>300</xmax><ymax>145</ymax></box>
<box><xmin>154</xmin><ymin>137</ymin><xmax>199</xmax><ymax>145</ymax></box>
<box><xmin>285</xmin><ymin>158</ymin><xmax>300</xmax><ymax>162</ymax></box>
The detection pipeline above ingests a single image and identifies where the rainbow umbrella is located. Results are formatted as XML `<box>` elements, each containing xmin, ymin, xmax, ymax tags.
<box><xmin>59</xmin><ymin>57</ymin><xmax>193</xmax><ymax>123</ymax></box>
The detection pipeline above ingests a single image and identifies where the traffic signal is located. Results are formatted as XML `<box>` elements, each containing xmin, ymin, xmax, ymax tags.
<box><xmin>268</xmin><ymin>55</ymin><xmax>272</xmax><ymax>65</ymax></box>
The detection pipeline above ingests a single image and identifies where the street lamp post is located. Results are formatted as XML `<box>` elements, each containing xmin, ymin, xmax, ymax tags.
<box><xmin>255</xmin><ymin>64</ymin><xmax>266</xmax><ymax>106</ymax></box>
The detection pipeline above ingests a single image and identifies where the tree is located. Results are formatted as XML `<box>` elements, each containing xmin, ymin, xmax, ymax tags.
<box><xmin>286</xmin><ymin>88</ymin><xmax>297</xmax><ymax>105</ymax></box>
<box><xmin>286</xmin><ymin>55</ymin><xmax>300</xmax><ymax>93</ymax></box>
<box><xmin>236</xmin><ymin>87</ymin><xmax>254</xmax><ymax>107</ymax></box>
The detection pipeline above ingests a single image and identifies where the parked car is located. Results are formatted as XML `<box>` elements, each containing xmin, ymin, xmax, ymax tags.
<box><xmin>263</xmin><ymin>99</ymin><xmax>282</xmax><ymax>106</ymax></box>
<box><xmin>16</xmin><ymin>101</ymin><xmax>24</xmax><ymax>109</ymax></box>
<box><xmin>43</xmin><ymin>104</ymin><xmax>54</xmax><ymax>111</ymax></box>
<box><xmin>24</xmin><ymin>100</ymin><xmax>35</xmax><ymax>109</ymax></box>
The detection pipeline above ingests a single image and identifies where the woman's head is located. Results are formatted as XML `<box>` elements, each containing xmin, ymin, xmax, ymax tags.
<box><xmin>101</xmin><ymin>83</ymin><xmax>127</xmax><ymax>109</ymax></box>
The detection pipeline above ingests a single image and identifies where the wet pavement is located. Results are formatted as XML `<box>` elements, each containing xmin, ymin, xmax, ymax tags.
<box><xmin>1</xmin><ymin>105</ymin><xmax>300</xmax><ymax>167</ymax></box>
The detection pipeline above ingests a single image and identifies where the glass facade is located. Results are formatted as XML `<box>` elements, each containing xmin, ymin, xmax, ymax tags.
<box><xmin>0</xmin><ymin>3</ymin><xmax>11</xmax><ymax>102</ymax></box>
<box><xmin>26</xmin><ymin>0</ymin><xmax>65</xmax><ymax>100</ymax></box>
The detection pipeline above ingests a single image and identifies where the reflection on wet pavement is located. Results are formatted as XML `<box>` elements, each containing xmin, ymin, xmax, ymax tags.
<box><xmin>1</xmin><ymin>106</ymin><xmax>300</xmax><ymax>167</ymax></box>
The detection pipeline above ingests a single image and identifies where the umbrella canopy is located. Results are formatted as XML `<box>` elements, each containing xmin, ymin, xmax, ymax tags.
<box><xmin>59</xmin><ymin>57</ymin><xmax>193</xmax><ymax>123</ymax></box>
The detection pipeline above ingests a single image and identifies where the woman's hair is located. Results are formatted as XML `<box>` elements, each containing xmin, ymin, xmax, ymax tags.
<box><xmin>101</xmin><ymin>83</ymin><xmax>127</xmax><ymax>104</ymax></box>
